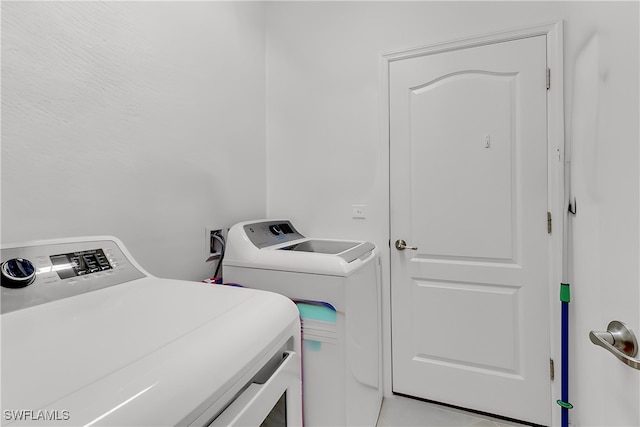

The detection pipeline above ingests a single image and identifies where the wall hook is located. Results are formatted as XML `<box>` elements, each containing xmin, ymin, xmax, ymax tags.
<box><xmin>568</xmin><ymin>198</ymin><xmax>577</xmax><ymax>215</ymax></box>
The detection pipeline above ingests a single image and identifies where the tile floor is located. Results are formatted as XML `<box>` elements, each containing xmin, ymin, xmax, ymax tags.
<box><xmin>376</xmin><ymin>395</ymin><xmax>525</xmax><ymax>427</ymax></box>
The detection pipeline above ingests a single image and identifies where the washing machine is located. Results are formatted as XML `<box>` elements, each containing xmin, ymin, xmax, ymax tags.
<box><xmin>223</xmin><ymin>219</ymin><xmax>383</xmax><ymax>427</ymax></box>
<box><xmin>1</xmin><ymin>236</ymin><xmax>302</xmax><ymax>426</ymax></box>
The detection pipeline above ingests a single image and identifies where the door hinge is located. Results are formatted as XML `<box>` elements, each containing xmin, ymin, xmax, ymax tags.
<box><xmin>550</xmin><ymin>358</ymin><xmax>555</xmax><ymax>380</ymax></box>
<box><xmin>547</xmin><ymin>211</ymin><xmax>552</xmax><ymax>234</ymax></box>
<box><xmin>546</xmin><ymin>68</ymin><xmax>551</xmax><ymax>90</ymax></box>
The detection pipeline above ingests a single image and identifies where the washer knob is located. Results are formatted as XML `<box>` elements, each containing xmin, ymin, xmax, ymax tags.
<box><xmin>269</xmin><ymin>225</ymin><xmax>282</xmax><ymax>235</ymax></box>
<box><xmin>1</xmin><ymin>258</ymin><xmax>36</xmax><ymax>288</ymax></box>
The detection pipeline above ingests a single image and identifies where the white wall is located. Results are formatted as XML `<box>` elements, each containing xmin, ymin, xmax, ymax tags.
<box><xmin>1</xmin><ymin>1</ymin><xmax>266</xmax><ymax>280</ymax></box>
<box><xmin>265</xmin><ymin>2</ymin><xmax>639</xmax><ymax>426</ymax></box>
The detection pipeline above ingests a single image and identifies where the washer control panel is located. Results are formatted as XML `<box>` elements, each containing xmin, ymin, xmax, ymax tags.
<box><xmin>1</xmin><ymin>238</ymin><xmax>145</xmax><ymax>314</ymax></box>
<box><xmin>243</xmin><ymin>220</ymin><xmax>305</xmax><ymax>249</ymax></box>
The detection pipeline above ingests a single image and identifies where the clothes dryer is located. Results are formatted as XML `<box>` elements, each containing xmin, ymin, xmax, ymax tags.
<box><xmin>223</xmin><ymin>219</ymin><xmax>382</xmax><ymax>427</ymax></box>
<box><xmin>1</xmin><ymin>236</ymin><xmax>302</xmax><ymax>426</ymax></box>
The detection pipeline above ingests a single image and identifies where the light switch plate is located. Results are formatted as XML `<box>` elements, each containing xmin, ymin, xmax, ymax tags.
<box><xmin>352</xmin><ymin>205</ymin><xmax>366</xmax><ymax>219</ymax></box>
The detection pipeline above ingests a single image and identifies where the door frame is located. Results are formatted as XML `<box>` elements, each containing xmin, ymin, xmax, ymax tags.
<box><xmin>379</xmin><ymin>21</ymin><xmax>565</xmax><ymax>425</ymax></box>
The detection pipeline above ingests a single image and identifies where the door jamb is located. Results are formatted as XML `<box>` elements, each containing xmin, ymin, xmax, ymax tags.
<box><xmin>379</xmin><ymin>21</ymin><xmax>565</xmax><ymax>426</ymax></box>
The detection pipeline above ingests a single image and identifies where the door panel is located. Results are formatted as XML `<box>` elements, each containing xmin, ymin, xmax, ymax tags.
<box><xmin>390</xmin><ymin>36</ymin><xmax>550</xmax><ymax>425</ymax></box>
<box><xmin>410</xmin><ymin>280</ymin><xmax>521</xmax><ymax>371</ymax></box>
<box><xmin>411</xmin><ymin>72</ymin><xmax>517</xmax><ymax>261</ymax></box>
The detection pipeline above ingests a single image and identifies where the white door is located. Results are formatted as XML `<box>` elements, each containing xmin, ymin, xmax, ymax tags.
<box><xmin>390</xmin><ymin>35</ymin><xmax>551</xmax><ymax>425</ymax></box>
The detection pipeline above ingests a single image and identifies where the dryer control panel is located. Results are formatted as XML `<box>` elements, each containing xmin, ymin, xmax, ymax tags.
<box><xmin>1</xmin><ymin>238</ymin><xmax>145</xmax><ymax>314</ymax></box>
